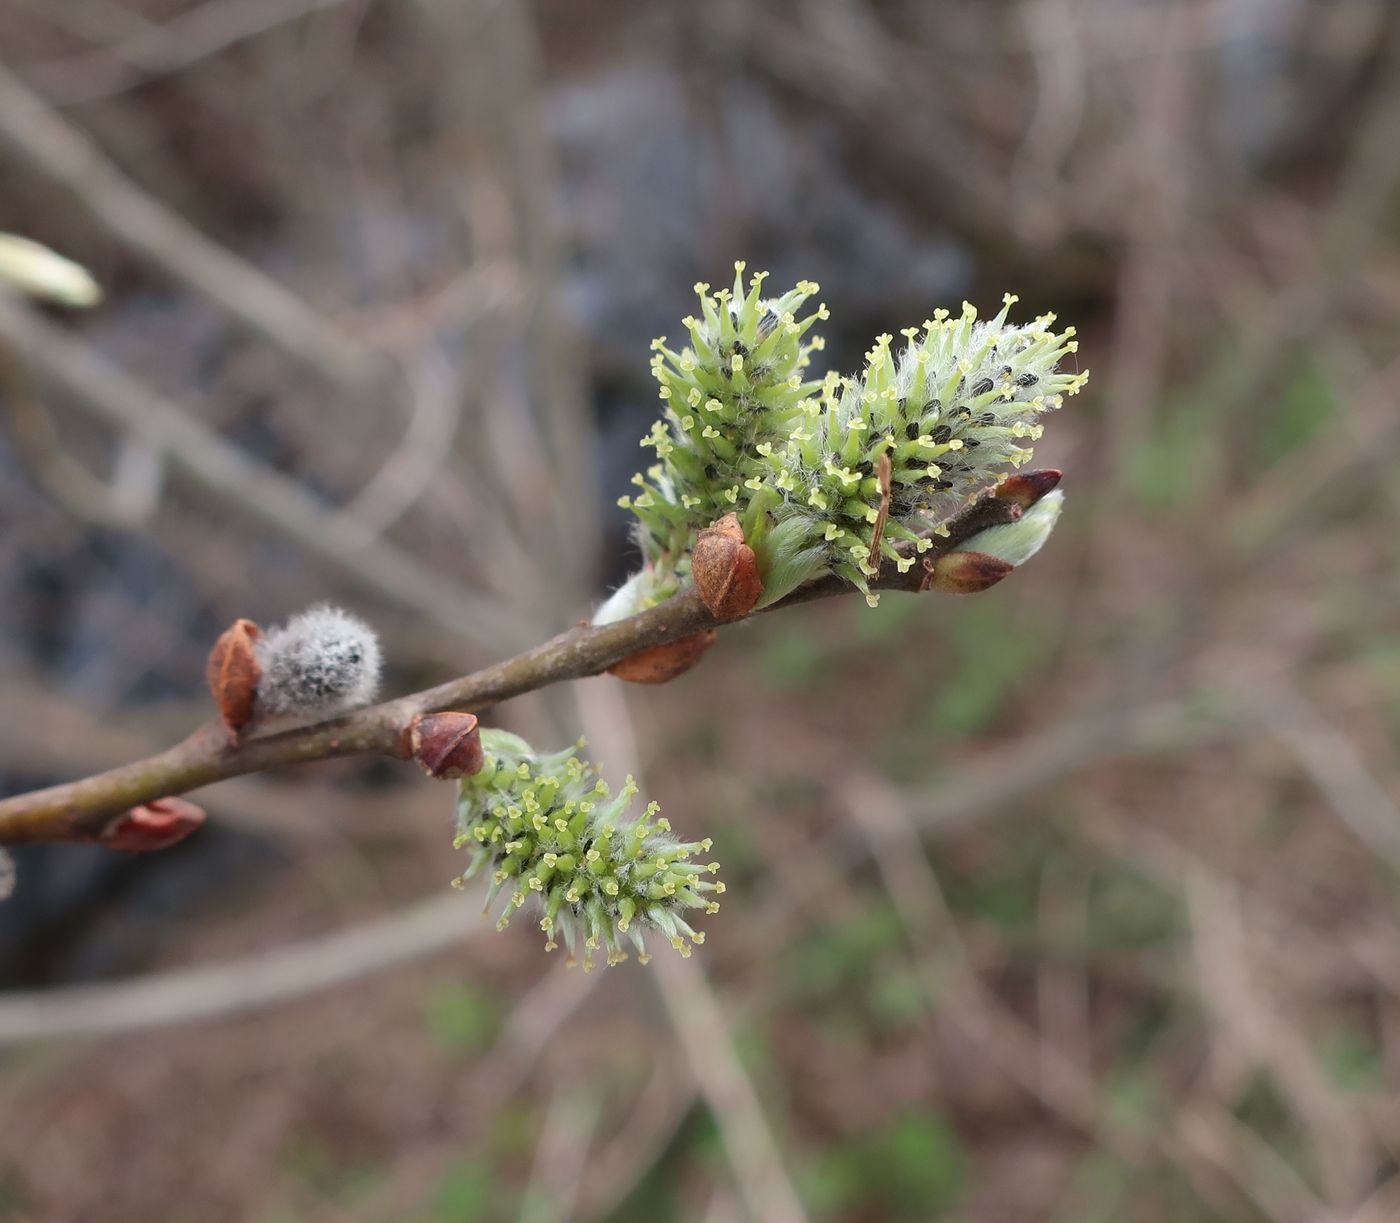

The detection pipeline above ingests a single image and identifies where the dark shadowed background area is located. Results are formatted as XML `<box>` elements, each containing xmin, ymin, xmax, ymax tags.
<box><xmin>3</xmin><ymin>2</ymin><xmax>1400</xmax><ymax>1220</ymax></box>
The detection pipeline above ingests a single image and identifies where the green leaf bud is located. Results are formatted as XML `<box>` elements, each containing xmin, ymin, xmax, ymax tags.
<box><xmin>954</xmin><ymin>488</ymin><xmax>1064</xmax><ymax>567</ymax></box>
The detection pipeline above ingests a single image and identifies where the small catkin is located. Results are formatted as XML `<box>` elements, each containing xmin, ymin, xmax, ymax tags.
<box><xmin>255</xmin><ymin>604</ymin><xmax>382</xmax><ymax>719</ymax></box>
<box><xmin>454</xmin><ymin>730</ymin><xmax>723</xmax><ymax>968</ymax></box>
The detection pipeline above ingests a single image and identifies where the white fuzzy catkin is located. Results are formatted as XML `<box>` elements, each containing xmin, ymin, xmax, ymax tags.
<box><xmin>255</xmin><ymin>605</ymin><xmax>382</xmax><ymax>719</ymax></box>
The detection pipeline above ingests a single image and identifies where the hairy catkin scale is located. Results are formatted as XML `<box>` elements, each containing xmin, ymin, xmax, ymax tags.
<box><xmin>255</xmin><ymin>605</ymin><xmax>382</xmax><ymax>719</ymax></box>
<box><xmin>454</xmin><ymin>731</ymin><xmax>723</xmax><ymax>969</ymax></box>
<box><xmin>609</xmin><ymin>266</ymin><xmax>1088</xmax><ymax>618</ymax></box>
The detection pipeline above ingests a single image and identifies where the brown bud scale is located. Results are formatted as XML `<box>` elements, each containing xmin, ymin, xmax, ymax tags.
<box><xmin>607</xmin><ymin>629</ymin><xmax>718</xmax><ymax>684</ymax></box>
<box><xmin>922</xmin><ymin>550</ymin><xmax>1014</xmax><ymax>595</ymax></box>
<box><xmin>692</xmin><ymin>513</ymin><xmax>764</xmax><ymax>620</ymax></box>
<box><xmin>993</xmin><ymin>469</ymin><xmax>1061</xmax><ymax>510</ymax></box>
<box><xmin>101</xmin><ymin>797</ymin><xmax>206</xmax><ymax>852</ymax></box>
<box><xmin>409</xmin><ymin>712</ymin><xmax>484</xmax><ymax>779</ymax></box>
<box><xmin>867</xmin><ymin>452</ymin><xmax>893</xmax><ymax>569</ymax></box>
<box><xmin>206</xmin><ymin>618</ymin><xmax>262</xmax><ymax>736</ymax></box>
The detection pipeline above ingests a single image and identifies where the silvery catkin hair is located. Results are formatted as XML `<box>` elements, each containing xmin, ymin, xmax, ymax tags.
<box><xmin>255</xmin><ymin>605</ymin><xmax>382</xmax><ymax>720</ymax></box>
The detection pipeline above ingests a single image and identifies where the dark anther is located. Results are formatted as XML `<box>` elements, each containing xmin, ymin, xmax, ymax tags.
<box><xmin>1016</xmin><ymin>372</ymin><xmax>1040</xmax><ymax>387</ymax></box>
<box><xmin>931</xmin><ymin>425</ymin><xmax>953</xmax><ymax>444</ymax></box>
<box><xmin>970</xmin><ymin>378</ymin><xmax>994</xmax><ymax>397</ymax></box>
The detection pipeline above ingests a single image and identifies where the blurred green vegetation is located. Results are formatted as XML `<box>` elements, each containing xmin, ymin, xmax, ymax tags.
<box><xmin>798</xmin><ymin>1111</ymin><xmax>966</xmax><ymax>1221</ymax></box>
<box><xmin>422</xmin><ymin>981</ymin><xmax>505</xmax><ymax>1057</ymax></box>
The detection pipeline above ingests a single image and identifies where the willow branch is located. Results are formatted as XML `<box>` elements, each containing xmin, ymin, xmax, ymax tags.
<box><xmin>0</xmin><ymin>486</ymin><xmax>1030</xmax><ymax>847</ymax></box>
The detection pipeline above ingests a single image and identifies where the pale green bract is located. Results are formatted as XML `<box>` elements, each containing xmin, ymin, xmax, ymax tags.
<box><xmin>955</xmin><ymin>488</ymin><xmax>1065</xmax><ymax>567</ymax></box>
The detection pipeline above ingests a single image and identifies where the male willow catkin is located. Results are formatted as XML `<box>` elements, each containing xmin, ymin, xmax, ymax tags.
<box><xmin>453</xmin><ymin>731</ymin><xmax>724</xmax><ymax>970</ymax></box>
<box><xmin>600</xmin><ymin>263</ymin><xmax>1088</xmax><ymax>622</ymax></box>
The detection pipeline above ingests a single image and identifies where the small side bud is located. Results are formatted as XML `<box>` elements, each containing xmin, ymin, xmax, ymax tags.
<box><xmin>692</xmin><ymin>514</ymin><xmax>763</xmax><ymax>620</ymax></box>
<box><xmin>206</xmin><ymin>618</ymin><xmax>262</xmax><ymax>736</ymax></box>
<box><xmin>408</xmin><ymin>712</ymin><xmax>484</xmax><ymax>779</ymax></box>
<box><xmin>608</xmin><ymin>629</ymin><xmax>717</xmax><ymax>683</ymax></box>
<box><xmin>921</xmin><ymin>550</ymin><xmax>1014</xmax><ymax>594</ymax></box>
<box><xmin>101</xmin><ymin>798</ymin><xmax>206</xmax><ymax>852</ymax></box>
<box><xmin>993</xmin><ymin>469</ymin><xmax>1062</xmax><ymax>510</ymax></box>
<box><xmin>0</xmin><ymin>233</ymin><xmax>102</xmax><ymax>308</ymax></box>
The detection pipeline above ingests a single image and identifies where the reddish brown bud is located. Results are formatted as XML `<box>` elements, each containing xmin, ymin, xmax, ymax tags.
<box><xmin>101</xmin><ymin>798</ymin><xmax>206</xmax><ymax>852</ymax></box>
<box><xmin>920</xmin><ymin>550</ymin><xmax>1014</xmax><ymax>595</ymax></box>
<box><xmin>993</xmin><ymin>469</ymin><xmax>1061</xmax><ymax>510</ymax></box>
<box><xmin>408</xmin><ymin>712</ymin><xmax>484</xmax><ymax>779</ymax></box>
<box><xmin>607</xmin><ymin>629</ymin><xmax>718</xmax><ymax>684</ymax></box>
<box><xmin>692</xmin><ymin>513</ymin><xmax>764</xmax><ymax>620</ymax></box>
<box><xmin>206</xmin><ymin>618</ymin><xmax>262</xmax><ymax>736</ymax></box>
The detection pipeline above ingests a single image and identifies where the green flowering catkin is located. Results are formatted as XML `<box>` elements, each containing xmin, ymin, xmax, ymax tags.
<box><xmin>454</xmin><ymin>730</ymin><xmax>723</xmax><ymax>968</ymax></box>
<box><xmin>610</xmin><ymin>264</ymin><xmax>1088</xmax><ymax>615</ymax></box>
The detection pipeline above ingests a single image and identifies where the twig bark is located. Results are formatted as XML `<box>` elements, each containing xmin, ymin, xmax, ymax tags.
<box><xmin>0</xmin><ymin>485</ymin><xmax>1028</xmax><ymax>846</ymax></box>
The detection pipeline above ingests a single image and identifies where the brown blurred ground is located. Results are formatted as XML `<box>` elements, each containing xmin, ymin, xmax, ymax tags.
<box><xmin>2</xmin><ymin>2</ymin><xmax>1400</xmax><ymax>1221</ymax></box>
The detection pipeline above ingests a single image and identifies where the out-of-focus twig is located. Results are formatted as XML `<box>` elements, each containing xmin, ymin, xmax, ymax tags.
<box><xmin>0</xmin><ymin>289</ymin><xmax>520</xmax><ymax>652</ymax></box>
<box><xmin>1247</xmin><ymin>681</ymin><xmax>1400</xmax><ymax>873</ymax></box>
<box><xmin>849</xmin><ymin>772</ymin><xmax>1327</xmax><ymax>1223</ymax></box>
<box><xmin>1185</xmin><ymin>869</ymin><xmax>1373</xmax><ymax>1209</ymax></box>
<box><xmin>0</xmin><ymin>890</ymin><xmax>481</xmax><ymax>1043</ymax></box>
<box><xmin>0</xmin><ymin>335</ymin><xmax>123</xmax><ymax>523</ymax></box>
<box><xmin>28</xmin><ymin>0</ymin><xmax>351</xmax><ymax>105</ymax></box>
<box><xmin>0</xmin><ymin>58</ymin><xmax>381</xmax><ymax>389</ymax></box>
<box><xmin>578</xmin><ymin>677</ymin><xmax>810</xmax><ymax>1223</ymax></box>
<box><xmin>518</xmin><ymin>1086</ymin><xmax>603</xmax><ymax>1223</ymax></box>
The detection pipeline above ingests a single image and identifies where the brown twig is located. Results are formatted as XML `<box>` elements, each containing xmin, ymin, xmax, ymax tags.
<box><xmin>0</xmin><ymin>485</ymin><xmax>1030</xmax><ymax>847</ymax></box>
